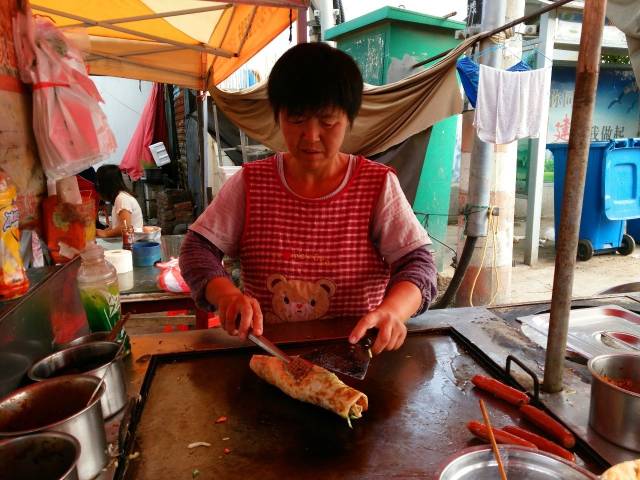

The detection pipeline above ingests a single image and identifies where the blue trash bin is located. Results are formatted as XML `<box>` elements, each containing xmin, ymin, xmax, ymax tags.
<box><xmin>550</xmin><ymin>138</ymin><xmax>640</xmax><ymax>261</ymax></box>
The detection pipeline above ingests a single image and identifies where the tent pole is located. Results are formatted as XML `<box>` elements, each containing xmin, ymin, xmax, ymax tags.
<box><xmin>297</xmin><ymin>7</ymin><xmax>308</xmax><ymax>43</ymax></box>
<box><xmin>31</xmin><ymin>4</ymin><xmax>235</xmax><ymax>58</ymax></box>
<box><xmin>61</xmin><ymin>4</ymin><xmax>232</xmax><ymax>28</ymax></box>
<box><xmin>212</xmin><ymin>103</ymin><xmax>224</xmax><ymax>168</ymax></box>
<box><xmin>198</xmin><ymin>92</ymin><xmax>211</xmax><ymax>211</ymax></box>
<box><xmin>237</xmin><ymin>7</ymin><xmax>258</xmax><ymax>55</ymax></box>
<box><xmin>87</xmin><ymin>45</ymin><xmax>187</xmax><ymax>61</ymax></box>
<box><xmin>88</xmin><ymin>51</ymin><xmax>197</xmax><ymax>81</ymax></box>
<box><xmin>543</xmin><ymin>0</ymin><xmax>607</xmax><ymax>393</ymax></box>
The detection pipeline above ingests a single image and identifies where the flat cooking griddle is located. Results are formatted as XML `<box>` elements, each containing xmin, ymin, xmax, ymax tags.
<box><xmin>120</xmin><ymin>329</ymin><xmax>601</xmax><ymax>480</ymax></box>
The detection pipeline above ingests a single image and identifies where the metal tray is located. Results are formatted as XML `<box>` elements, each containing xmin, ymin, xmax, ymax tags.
<box><xmin>518</xmin><ymin>305</ymin><xmax>640</xmax><ymax>359</ymax></box>
<box><xmin>118</xmin><ymin>329</ymin><xmax>602</xmax><ymax>480</ymax></box>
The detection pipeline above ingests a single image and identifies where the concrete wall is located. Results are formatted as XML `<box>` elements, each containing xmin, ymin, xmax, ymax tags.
<box><xmin>91</xmin><ymin>76</ymin><xmax>153</xmax><ymax>166</ymax></box>
<box><xmin>515</xmin><ymin>184</ymin><xmax>555</xmax><ymax>220</ymax></box>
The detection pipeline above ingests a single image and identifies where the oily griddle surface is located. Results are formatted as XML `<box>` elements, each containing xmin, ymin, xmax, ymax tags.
<box><xmin>124</xmin><ymin>333</ymin><xmax>525</xmax><ymax>480</ymax></box>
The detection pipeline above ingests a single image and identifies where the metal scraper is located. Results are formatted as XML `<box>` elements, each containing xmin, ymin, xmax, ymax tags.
<box><xmin>300</xmin><ymin>332</ymin><xmax>375</xmax><ymax>380</ymax></box>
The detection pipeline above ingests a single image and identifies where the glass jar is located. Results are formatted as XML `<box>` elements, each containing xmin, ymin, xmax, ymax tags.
<box><xmin>76</xmin><ymin>242</ymin><xmax>129</xmax><ymax>350</ymax></box>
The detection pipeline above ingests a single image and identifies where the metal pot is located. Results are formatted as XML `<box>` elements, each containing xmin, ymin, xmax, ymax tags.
<box><xmin>0</xmin><ymin>432</ymin><xmax>80</xmax><ymax>480</ymax></box>
<box><xmin>588</xmin><ymin>353</ymin><xmax>640</xmax><ymax>451</ymax></box>
<box><xmin>29</xmin><ymin>341</ymin><xmax>127</xmax><ymax>418</ymax></box>
<box><xmin>0</xmin><ymin>352</ymin><xmax>30</xmax><ymax>397</ymax></box>
<box><xmin>0</xmin><ymin>375</ymin><xmax>107</xmax><ymax>480</ymax></box>
<box><xmin>60</xmin><ymin>331</ymin><xmax>112</xmax><ymax>349</ymax></box>
<box><xmin>436</xmin><ymin>446</ymin><xmax>597</xmax><ymax>480</ymax></box>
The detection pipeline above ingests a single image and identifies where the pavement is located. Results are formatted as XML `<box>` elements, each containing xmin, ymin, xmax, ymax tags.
<box><xmin>441</xmin><ymin>217</ymin><xmax>640</xmax><ymax>305</ymax></box>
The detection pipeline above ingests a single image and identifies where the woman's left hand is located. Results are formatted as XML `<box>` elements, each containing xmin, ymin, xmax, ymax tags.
<box><xmin>348</xmin><ymin>307</ymin><xmax>407</xmax><ymax>355</ymax></box>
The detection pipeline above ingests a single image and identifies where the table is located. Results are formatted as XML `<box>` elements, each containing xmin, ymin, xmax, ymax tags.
<box><xmin>97</xmin><ymin>235</ymin><xmax>210</xmax><ymax>328</ymax></box>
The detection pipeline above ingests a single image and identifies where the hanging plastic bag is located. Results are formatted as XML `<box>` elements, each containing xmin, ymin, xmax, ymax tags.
<box><xmin>12</xmin><ymin>3</ymin><xmax>116</xmax><ymax>180</ymax></box>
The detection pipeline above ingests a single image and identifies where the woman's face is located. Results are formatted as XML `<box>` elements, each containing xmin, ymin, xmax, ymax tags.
<box><xmin>278</xmin><ymin>107</ymin><xmax>349</xmax><ymax>169</ymax></box>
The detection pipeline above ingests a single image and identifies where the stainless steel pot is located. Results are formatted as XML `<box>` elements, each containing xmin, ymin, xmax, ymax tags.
<box><xmin>588</xmin><ymin>353</ymin><xmax>640</xmax><ymax>452</ymax></box>
<box><xmin>0</xmin><ymin>432</ymin><xmax>80</xmax><ymax>480</ymax></box>
<box><xmin>29</xmin><ymin>341</ymin><xmax>127</xmax><ymax>418</ymax></box>
<box><xmin>0</xmin><ymin>375</ymin><xmax>107</xmax><ymax>480</ymax></box>
<box><xmin>436</xmin><ymin>446</ymin><xmax>597</xmax><ymax>480</ymax></box>
<box><xmin>60</xmin><ymin>331</ymin><xmax>112</xmax><ymax>349</ymax></box>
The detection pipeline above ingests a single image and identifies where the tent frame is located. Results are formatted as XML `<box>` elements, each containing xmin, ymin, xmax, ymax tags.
<box><xmin>31</xmin><ymin>3</ymin><xmax>237</xmax><ymax>57</ymax></box>
<box><xmin>61</xmin><ymin>4</ymin><xmax>233</xmax><ymax>28</ymax></box>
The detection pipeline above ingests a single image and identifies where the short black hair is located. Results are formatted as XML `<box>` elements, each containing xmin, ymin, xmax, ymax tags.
<box><xmin>96</xmin><ymin>165</ymin><xmax>130</xmax><ymax>203</ymax></box>
<box><xmin>267</xmin><ymin>42</ymin><xmax>363</xmax><ymax>125</ymax></box>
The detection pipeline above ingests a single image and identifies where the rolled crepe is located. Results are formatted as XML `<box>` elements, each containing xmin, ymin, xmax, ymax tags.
<box><xmin>601</xmin><ymin>460</ymin><xmax>640</xmax><ymax>480</ymax></box>
<box><xmin>249</xmin><ymin>355</ymin><xmax>368</xmax><ymax>422</ymax></box>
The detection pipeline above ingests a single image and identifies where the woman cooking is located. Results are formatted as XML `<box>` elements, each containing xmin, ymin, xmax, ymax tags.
<box><xmin>95</xmin><ymin>164</ymin><xmax>144</xmax><ymax>238</ymax></box>
<box><xmin>180</xmin><ymin>42</ymin><xmax>437</xmax><ymax>355</ymax></box>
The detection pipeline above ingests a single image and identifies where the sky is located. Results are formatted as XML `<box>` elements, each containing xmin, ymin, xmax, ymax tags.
<box><xmin>342</xmin><ymin>0</ymin><xmax>468</xmax><ymax>23</ymax></box>
<box><xmin>218</xmin><ymin>1</ymin><xmax>469</xmax><ymax>89</ymax></box>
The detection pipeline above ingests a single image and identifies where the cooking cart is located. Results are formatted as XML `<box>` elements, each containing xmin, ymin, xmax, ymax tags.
<box><xmin>106</xmin><ymin>298</ymin><xmax>640</xmax><ymax>479</ymax></box>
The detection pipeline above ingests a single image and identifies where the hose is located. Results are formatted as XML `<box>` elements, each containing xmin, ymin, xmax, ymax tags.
<box><xmin>431</xmin><ymin>236</ymin><xmax>478</xmax><ymax>309</ymax></box>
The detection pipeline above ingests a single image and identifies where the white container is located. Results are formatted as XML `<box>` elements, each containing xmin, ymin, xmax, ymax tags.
<box><xmin>148</xmin><ymin>142</ymin><xmax>171</xmax><ymax>167</ymax></box>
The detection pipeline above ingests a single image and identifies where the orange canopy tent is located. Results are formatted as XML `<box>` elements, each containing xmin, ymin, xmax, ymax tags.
<box><xmin>30</xmin><ymin>0</ymin><xmax>307</xmax><ymax>90</ymax></box>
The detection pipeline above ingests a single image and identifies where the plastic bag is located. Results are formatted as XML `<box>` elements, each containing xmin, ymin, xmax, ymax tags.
<box><xmin>156</xmin><ymin>258</ymin><xmax>190</xmax><ymax>293</ymax></box>
<box><xmin>13</xmin><ymin>5</ymin><xmax>116</xmax><ymax>180</ymax></box>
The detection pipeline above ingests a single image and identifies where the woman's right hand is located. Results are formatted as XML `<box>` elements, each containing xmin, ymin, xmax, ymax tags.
<box><xmin>205</xmin><ymin>277</ymin><xmax>263</xmax><ymax>339</ymax></box>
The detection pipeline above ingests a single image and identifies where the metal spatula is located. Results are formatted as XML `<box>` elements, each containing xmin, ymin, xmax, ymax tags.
<box><xmin>238</xmin><ymin>313</ymin><xmax>374</xmax><ymax>380</ymax></box>
<box><xmin>300</xmin><ymin>332</ymin><xmax>375</xmax><ymax>380</ymax></box>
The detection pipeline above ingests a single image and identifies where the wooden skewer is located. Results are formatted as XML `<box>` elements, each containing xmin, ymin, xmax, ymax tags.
<box><xmin>479</xmin><ymin>399</ymin><xmax>508</xmax><ymax>480</ymax></box>
<box><xmin>107</xmin><ymin>312</ymin><xmax>131</xmax><ymax>342</ymax></box>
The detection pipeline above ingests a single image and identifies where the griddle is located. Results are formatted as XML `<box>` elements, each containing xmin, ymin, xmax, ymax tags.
<box><xmin>119</xmin><ymin>329</ymin><xmax>603</xmax><ymax>480</ymax></box>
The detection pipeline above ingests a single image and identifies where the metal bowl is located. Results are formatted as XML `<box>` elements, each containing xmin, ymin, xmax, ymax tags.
<box><xmin>0</xmin><ymin>375</ymin><xmax>107</xmax><ymax>480</ymax></box>
<box><xmin>588</xmin><ymin>353</ymin><xmax>640</xmax><ymax>451</ymax></box>
<box><xmin>436</xmin><ymin>446</ymin><xmax>597</xmax><ymax>480</ymax></box>
<box><xmin>0</xmin><ymin>432</ymin><xmax>80</xmax><ymax>480</ymax></box>
<box><xmin>29</xmin><ymin>341</ymin><xmax>127</xmax><ymax>419</ymax></box>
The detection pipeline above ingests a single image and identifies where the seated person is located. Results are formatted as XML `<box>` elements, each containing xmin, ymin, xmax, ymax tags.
<box><xmin>95</xmin><ymin>165</ymin><xmax>143</xmax><ymax>237</ymax></box>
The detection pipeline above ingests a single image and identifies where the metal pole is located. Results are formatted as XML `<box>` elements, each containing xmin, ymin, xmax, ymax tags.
<box><xmin>212</xmin><ymin>102</ymin><xmax>224</xmax><ymax>168</ymax></box>
<box><xmin>465</xmin><ymin>0</ymin><xmax>506</xmax><ymax>237</ymax></box>
<box><xmin>543</xmin><ymin>0</ymin><xmax>607</xmax><ymax>393</ymax></box>
<box><xmin>196</xmin><ymin>92</ymin><xmax>210</xmax><ymax>212</ymax></box>
<box><xmin>412</xmin><ymin>0</ymin><xmax>574</xmax><ymax>69</ymax></box>
<box><xmin>297</xmin><ymin>7</ymin><xmax>308</xmax><ymax>43</ymax></box>
<box><xmin>524</xmin><ymin>12</ymin><xmax>556</xmax><ymax>265</ymax></box>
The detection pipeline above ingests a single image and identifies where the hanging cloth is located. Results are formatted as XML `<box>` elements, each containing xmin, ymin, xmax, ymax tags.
<box><xmin>474</xmin><ymin>64</ymin><xmax>552</xmax><ymax>145</ymax></box>
<box><xmin>209</xmin><ymin>35</ymin><xmax>481</xmax><ymax>158</ymax></box>
<box><xmin>120</xmin><ymin>83</ymin><xmax>164</xmax><ymax>181</ymax></box>
<box><xmin>456</xmin><ymin>56</ymin><xmax>531</xmax><ymax>108</ymax></box>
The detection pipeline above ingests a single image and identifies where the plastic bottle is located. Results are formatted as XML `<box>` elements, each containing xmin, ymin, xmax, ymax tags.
<box><xmin>0</xmin><ymin>169</ymin><xmax>29</xmax><ymax>300</ymax></box>
<box><xmin>77</xmin><ymin>242</ymin><xmax>129</xmax><ymax>350</ymax></box>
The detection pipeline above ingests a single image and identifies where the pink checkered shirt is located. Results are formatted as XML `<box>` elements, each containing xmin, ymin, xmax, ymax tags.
<box><xmin>240</xmin><ymin>155</ymin><xmax>391</xmax><ymax>323</ymax></box>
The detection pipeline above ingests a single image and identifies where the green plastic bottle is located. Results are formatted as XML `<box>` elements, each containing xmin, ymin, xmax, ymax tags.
<box><xmin>77</xmin><ymin>242</ymin><xmax>130</xmax><ymax>352</ymax></box>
